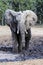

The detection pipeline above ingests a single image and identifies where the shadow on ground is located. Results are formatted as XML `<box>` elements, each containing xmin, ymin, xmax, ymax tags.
<box><xmin>0</xmin><ymin>36</ymin><xmax>43</xmax><ymax>62</ymax></box>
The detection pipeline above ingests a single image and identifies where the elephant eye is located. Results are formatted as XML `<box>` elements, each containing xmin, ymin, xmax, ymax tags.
<box><xmin>33</xmin><ymin>18</ymin><xmax>35</xmax><ymax>21</ymax></box>
<box><xmin>29</xmin><ymin>23</ymin><xmax>32</xmax><ymax>26</ymax></box>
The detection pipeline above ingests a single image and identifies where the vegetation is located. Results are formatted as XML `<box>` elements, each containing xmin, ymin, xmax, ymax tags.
<box><xmin>0</xmin><ymin>0</ymin><xmax>43</xmax><ymax>25</ymax></box>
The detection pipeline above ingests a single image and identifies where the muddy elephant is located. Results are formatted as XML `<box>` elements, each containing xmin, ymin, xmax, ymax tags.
<box><xmin>4</xmin><ymin>9</ymin><xmax>37</xmax><ymax>53</ymax></box>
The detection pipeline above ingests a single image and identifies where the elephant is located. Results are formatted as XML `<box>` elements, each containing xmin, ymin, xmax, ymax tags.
<box><xmin>4</xmin><ymin>9</ymin><xmax>37</xmax><ymax>53</ymax></box>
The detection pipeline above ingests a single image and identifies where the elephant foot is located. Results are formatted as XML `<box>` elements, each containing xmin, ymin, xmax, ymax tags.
<box><xmin>18</xmin><ymin>46</ymin><xmax>22</xmax><ymax>53</ymax></box>
<box><xmin>18</xmin><ymin>44</ymin><xmax>25</xmax><ymax>53</ymax></box>
<box><xmin>18</xmin><ymin>46</ymin><xmax>22</xmax><ymax>52</ymax></box>
<box><xmin>12</xmin><ymin>49</ymin><xmax>18</xmax><ymax>53</ymax></box>
<box><xmin>12</xmin><ymin>46</ymin><xmax>18</xmax><ymax>53</ymax></box>
<box><xmin>25</xmin><ymin>45</ymin><xmax>29</xmax><ymax>50</ymax></box>
<box><xmin>25</xmin><ymin>42</ymin><xmax>29</xmax><ymax>50</ymax></box>
<box><xmin>18</xmin><ymin>43</ymin><xmax>23</xmax><ymax>53</ymax></box>
<box><xmin>25</xmin><ymin>47</ymin><xmax>28</xmax><ymax>50</ymax></box>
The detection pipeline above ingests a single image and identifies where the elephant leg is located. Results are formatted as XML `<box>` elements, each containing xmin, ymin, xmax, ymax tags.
<box><xmin>25</xmin><ymin>28</ymin><xmax>31</xmax><ymax>50</ymax></box>
<box><xmin>17</xmin><ymin>32</ymin><xmax>24</xmax><ymax>52</ymax></box>
<box><xmin>11</xmin><ymin>30</ymin><xmax>18</xmax><ymax>53</ymax></box>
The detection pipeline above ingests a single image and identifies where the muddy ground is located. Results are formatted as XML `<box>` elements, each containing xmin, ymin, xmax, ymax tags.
<box><xmin>0</xmin><ymin>26</ymin><xmax>43</xmax><ymax>64</ymax></box>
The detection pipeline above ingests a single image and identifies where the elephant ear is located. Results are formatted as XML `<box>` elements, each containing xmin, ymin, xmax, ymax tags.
<box><xmin>8</xmin><ymin>10</ymin><xmax>18</xmax><ymax>23</ymax></box>
<box><xmin>10</xmin><ymin>13</ymin><xmax>18</xmax><ymax>24</ymax></box>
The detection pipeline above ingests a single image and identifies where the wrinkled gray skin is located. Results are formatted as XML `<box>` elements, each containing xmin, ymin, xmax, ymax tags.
<box><xmin>4</xmin><ymin>9</ymin><xmax>27</xmax><ymax>52</ymax></box>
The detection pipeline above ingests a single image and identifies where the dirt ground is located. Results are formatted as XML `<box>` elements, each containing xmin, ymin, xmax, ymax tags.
<box><xmin>0</xmin><ymin>26</ymin><xmax>43</xmax><ymax>65</ymax></box>
<box><xmin>0</xmin><ymin>59</ymin><xmax>43</xmax><ymax>65</ymax></box>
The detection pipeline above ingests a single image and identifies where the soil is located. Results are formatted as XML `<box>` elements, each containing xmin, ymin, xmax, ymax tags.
<box><xmin>0</xmin><ymin>26</ymin><xmax>43</xmax><ymax>65</ymax></box>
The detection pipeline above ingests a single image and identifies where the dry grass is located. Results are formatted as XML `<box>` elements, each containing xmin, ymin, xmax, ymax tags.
<box><xmin>0</xmin><ymin>25</ymin><xmax>43</xmax><ymax>47</ymax></box>
<box><xmin>0</xmin><ymin>25</ymin><xmax>43</xmax><ymax>37</ymax></box>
